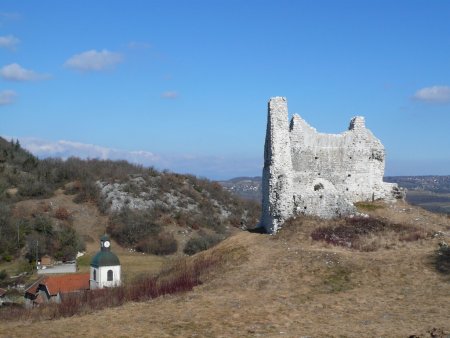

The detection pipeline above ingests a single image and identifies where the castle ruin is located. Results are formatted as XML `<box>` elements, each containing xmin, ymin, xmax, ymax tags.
<box><xmin>260</xmin><ymin>97</ymin><xmax>403</xmax><ymax>233</ymax></box>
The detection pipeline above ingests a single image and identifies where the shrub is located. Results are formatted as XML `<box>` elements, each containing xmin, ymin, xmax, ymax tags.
<box><xmin>64</xmin><ymin>181</ymin><xmax>82</xmax><ymax>195</ymax></box>
<box><xmin>73</xmin><ymin>179</ymin><xmax>99</xmax><ymax>204</ymax></box>
<box><xmin>434</xmin><ymin>242</ymin><xmax>450</xmax><ymax>275</ymax></box>
<box><xmin>2</xmin><ymin>254</ymin><xmax>12</xmax><ymax>262</ymax></box>
<box><xmin>136</xmin><ymin>232</ymin><xmax>178</xmax><ymax>255</ymax></box>
<box><xmin>183</xmin><ymin>232</ymin><xmax>223</xmax><ymax>255</ymax></box>
<box><xmin>107</xmin><ymin>208</ymin><xmax>161</xmax><ymax>247</ymax></box>
<box><xmin>17</xmin><ymin>178</ymin><xmax>53</xmax><ymax>198</ymax></box>
<box><xmin>33</xmin><ymin>215</ymin><xmax>54</xmax><ymax>236</ymax></box>
<box><xmin>311</xmin><ymin>216</ymin><xmax>426</xmax><ymax>250</ymax></box>
<box><xmin>0</xmin><ymin>269</ymin><xmax>7</xmax><ymax>281</ymax></box>
<box><xmin>54</xmin><ymin>207</ymin><xmax>70</xmax><ymax>220</ymax></box>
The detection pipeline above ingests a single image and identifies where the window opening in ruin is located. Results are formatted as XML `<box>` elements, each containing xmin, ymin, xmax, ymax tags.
<box><xmin>314</xmin><ymin>156</ymin><xmax>318</xmax><ymax>160</ymax></box>
<box><xmin>348</xmin><ymin>174</ymin><xmax>351</xmax><ymax>177</ymax></box>
<box><xmin>314</xmin><ymin>183</ymin><xmax>324</xmax><ymax>191</ymax></box>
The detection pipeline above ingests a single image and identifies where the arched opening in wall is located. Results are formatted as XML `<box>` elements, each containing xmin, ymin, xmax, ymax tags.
<box><xmin>314</xmin><ymin>183</ymin><xmax>324</xmax><ymax>191</ymax></box>
<box><xmin>107</xmin><ymin>270</ymin><xmax>113</xmax><ymax>281</ymax></box>
<box><xmin>93</xmin><ymin>269</ymin><xmax>96</xmax><ymax>281</ymax></box>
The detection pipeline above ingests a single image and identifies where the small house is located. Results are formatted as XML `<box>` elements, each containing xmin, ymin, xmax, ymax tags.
<box><xmin>24</xmin><ymin>273</ymin><xmax>89</xmax><ymax>308</ymax></box>
<box><xmin>39</xmin><ymin>255</ymin><xmax>53</xmax><ymax>267</ymax></box>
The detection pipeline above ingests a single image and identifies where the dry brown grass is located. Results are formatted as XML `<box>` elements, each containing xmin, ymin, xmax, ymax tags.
<box><xmin>1</xmin><ymin>202</ymin><xmax>449</xmax><ymax>337</ymax></box>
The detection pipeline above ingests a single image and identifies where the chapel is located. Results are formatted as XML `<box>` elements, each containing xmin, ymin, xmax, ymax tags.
<box><xmin>90</xmin><ymin>235</ymin><xmax>121</xmax><ymax>289</ymax></box>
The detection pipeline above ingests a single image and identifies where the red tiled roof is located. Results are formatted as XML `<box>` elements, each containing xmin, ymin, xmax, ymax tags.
<box><xmin>25</xmin><ymin>276</ymin><xmax>46</xmax><ymax>295</ymax></box>
<box><xmin>43</xmin><ymin>273</ymin><xmax>90</xmax><ymax>295</ymax></box>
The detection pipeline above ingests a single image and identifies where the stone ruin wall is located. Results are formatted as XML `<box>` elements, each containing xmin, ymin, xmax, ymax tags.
<box><xmin>261</xmin><ymin>97</ymin><xmax>403</xmax><ymax>234</ymax></box>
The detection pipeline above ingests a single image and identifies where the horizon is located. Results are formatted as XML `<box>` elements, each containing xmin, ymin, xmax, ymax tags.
<box><xmin>1</xmin><ymin>1</ymin><xmax>449</xmax><ymax>179</ymax></box>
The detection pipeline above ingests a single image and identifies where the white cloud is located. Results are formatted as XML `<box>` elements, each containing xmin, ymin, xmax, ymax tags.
<box><xmin>0</xmin><ymin>90</ymin><xmax>16</xmax><ymax>105</ymax></box>
<box><xmin>13</xmin><ymin>137</ymin><xmax>261</xmax><ymax>180</ymax></box>
<box><xmin>0</xmin><ymin>35</ymin><xmax>19</xmax><ymax>49</ymax></box>
<box><xmin>161</xmin><ymin>91</ymin><xmax>179</xmax><ymax>99</ymax></box>
<box><xmin>0</xmin><ymin>63</ymin><xmax>50</xmax><ymax>81</ymax></box>
<box><xmin>64</xmin><ymin>49</ymin><xmax>123</xmax><ymax>72</ymax></box>
<box><xmin>413</xmin><ymin>85</ymin><xmax>450</xmax><ymax>103</ymax></box>
<box><xmin>20</xmin><ymin>138</ymin><xmax>163</xmax><ymax>166</ymax></box>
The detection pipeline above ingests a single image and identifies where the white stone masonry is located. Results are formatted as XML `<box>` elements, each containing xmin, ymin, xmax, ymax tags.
<box><xmin>260</xmin><ymin>97</ymin><xmax>403</xmax><ymax>233</ymax></box>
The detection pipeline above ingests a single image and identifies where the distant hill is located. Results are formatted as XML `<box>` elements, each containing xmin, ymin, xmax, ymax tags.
<box><xmin>219</xmin><ymin>175</ymin><xmax>450</xmax><ymax>214</ymax></box>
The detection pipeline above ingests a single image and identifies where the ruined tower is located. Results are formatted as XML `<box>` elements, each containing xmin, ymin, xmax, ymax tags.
<box><xmin>261</xmin><ymin>97</ymin><xmax>295</xmax><ymax>233</ymax></box>
<box><xmin>260</xmin><ymin>97</ymin><xmax>403</xmax><ymax>234</ymax></box>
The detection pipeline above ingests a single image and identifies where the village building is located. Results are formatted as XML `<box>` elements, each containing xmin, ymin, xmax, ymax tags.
<box><xmin>89</xmin><ymin>235</ymin><xmax>121</xmax><ymax>289</ymax></box>
<box><xmin>24</xmin><ymin>273</ymin><xmax>90</xmax><ymax>308</ymax></box>
<box><xmin>39</xmin><ymin>254</ymin><xmax>53</xmax><ymax>267</ymax></box>
<box><xmin>0</xmin><ymin>288</ymin><xmax>7</xmax><ymax>306</ymax></box>
<box><xmin>24</xmin><ymin>235</ymin><xmax>121</xmax><ymax>307</ymax></box>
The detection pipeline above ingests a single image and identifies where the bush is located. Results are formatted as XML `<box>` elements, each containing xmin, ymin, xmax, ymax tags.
<box><xmin>183</xmin><ymin>232</ymin><xmax>223</xmax><ymax>255</ymax></box>
<box><xmin>17</xmin><ymin>178</ymin><xmax>53</xmax><ymax>198</ymax></box>
<box><xmin>0</xmin><ymin>269</ymin><xmax>7</xmax><ymax>281</ymax></box>
<box><xmin>73</xmin><ymin>179</ymin><xmax>99</xmax><ymax>204</ymax></box>
<box><xmin>2</xmin><ymin>254</ymin><xmax>12</xmax><ymax>262</ymax></box>
<box><xmin>107</xmin><ymin>208</ymin><xmax>161</xmax><ymax>247</ymax></box>
<box><xmin>54</xmin><ymin>207</ymin><xmax>70</xmax><ymax>220</ymax></box>
<box><xmin>33</xmin><ymin>215</ymin><xmax>54</xmax><ymax>236</ymax></box>
<box><xmin>311</xmin><ymin>216</ymin><xmax>427</xmax><ymax>250</ymax></box>
<box><xmin>435</xmin><ymin>242</ymin><xmax>450</xmax><ymax>275</ymax></box>
<box><xmin>136</xmin><ymin>232</ymin><xmax>178</xmax><ymax>255</ymax></box>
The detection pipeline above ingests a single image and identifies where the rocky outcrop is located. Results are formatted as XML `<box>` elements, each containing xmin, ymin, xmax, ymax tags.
<box><xmin>261</xmin><ymin>97</ymin><xmax>403</xmax><ymax>233</ymax></box>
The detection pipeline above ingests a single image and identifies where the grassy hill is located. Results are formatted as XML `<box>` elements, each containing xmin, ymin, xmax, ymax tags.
<box><xmin>1</xmin><ymin>200</ymin><xmax>449</xmax><ymax>337</ymax></box>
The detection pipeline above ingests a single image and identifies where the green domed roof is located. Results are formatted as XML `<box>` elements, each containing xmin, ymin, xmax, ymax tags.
<box><xmin>90</xmin><ymin>235</ymin><xmax>120</xmax><ymax>267</ymax></box>
<box><xmin>91</xmin><ymin>250</ymin><xmax>120</xmax><ymax>268</ymax></box>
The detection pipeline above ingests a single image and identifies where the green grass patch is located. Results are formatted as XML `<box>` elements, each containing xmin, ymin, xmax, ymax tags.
<box><xmin>77</xmin><ymin>254</ymin><xmax>92</xmax><ymax>267</ymax></box>
<box><xmin>354</xmin><ymin>202</ymin><xmax>385</xmax><ymax>211</ymax></box>
<box><xmin>322</xmin><ymin>266</ymin><xmax>353</xmax><ymax>293</ymax></box>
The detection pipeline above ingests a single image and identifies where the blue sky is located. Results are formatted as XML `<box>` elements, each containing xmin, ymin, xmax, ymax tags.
<box><xmin>0</xmin><ymin>0</ymin><xmax>449</xmax><ymax>179</ymax></box>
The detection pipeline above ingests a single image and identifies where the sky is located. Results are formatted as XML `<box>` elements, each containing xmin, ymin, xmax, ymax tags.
<box><xmin>0</xmin><ymin>0</ymin><xmax>449</xmax><ymax>179</ymax></box>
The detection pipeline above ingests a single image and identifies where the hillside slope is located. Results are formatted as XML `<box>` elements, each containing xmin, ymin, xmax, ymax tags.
<box><xmin>0</xmin><ymin>136</ymin><xmax>260</xmax><ymax>272</ymax></box>
<box><xmin>2</xmin><ymin>200</ymin><xmax>449</xmax><ymax>337</ymax></box>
